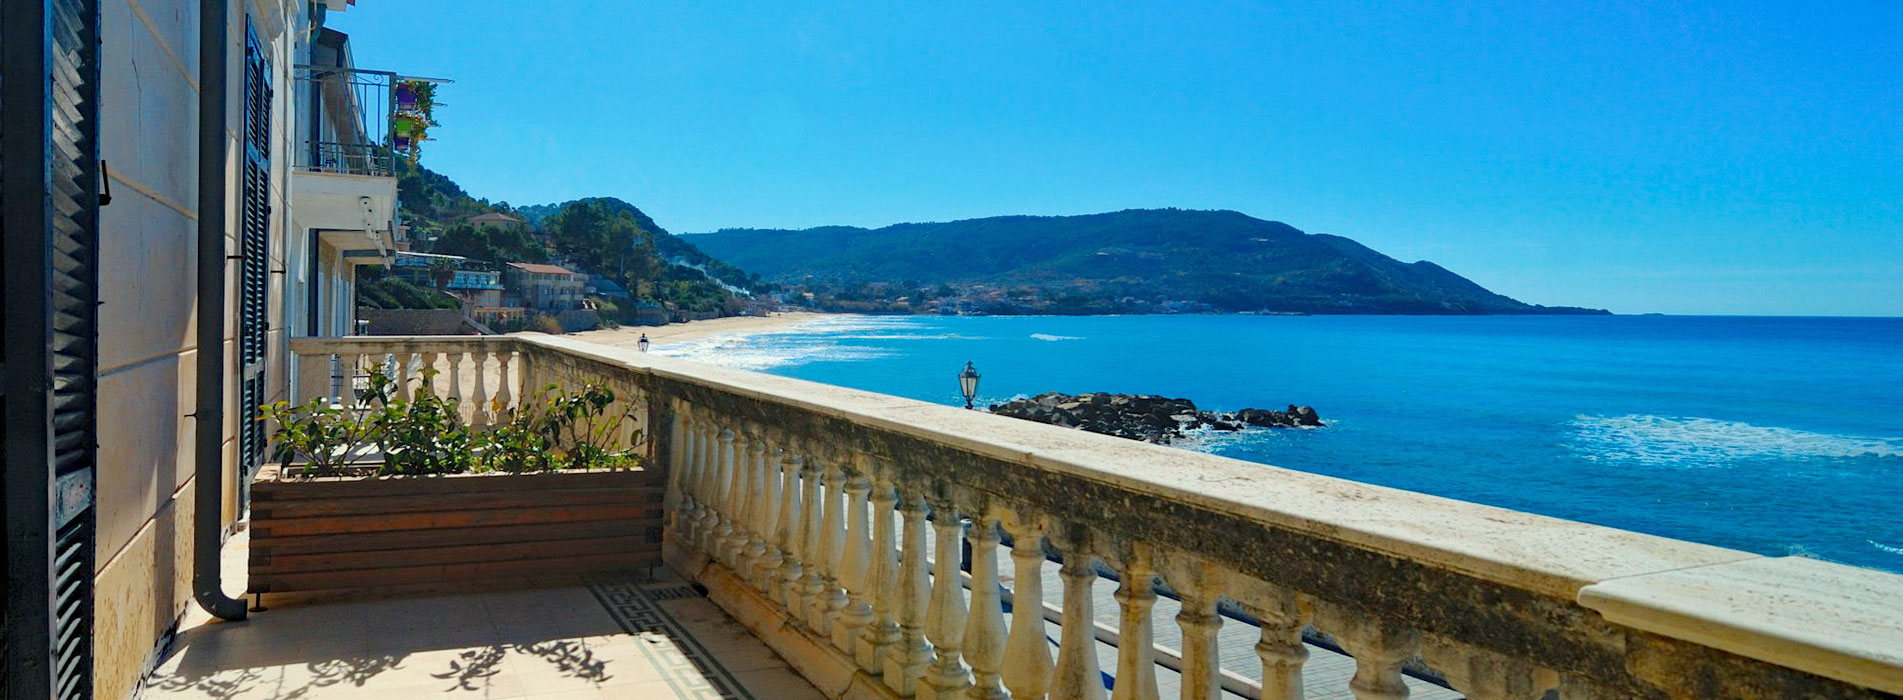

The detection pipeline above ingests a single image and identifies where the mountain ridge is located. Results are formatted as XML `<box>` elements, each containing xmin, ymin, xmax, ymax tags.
<box><xmin>687</xmin><ymin>208</ymin><xmax>1607</xmax><ymax>315</ymax></box>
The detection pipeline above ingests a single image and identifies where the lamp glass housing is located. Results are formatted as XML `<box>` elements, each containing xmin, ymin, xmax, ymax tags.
<box><xmin>958</xmin><ymin>361</ymin><xmax>981</xmax><ymax>407</ymax></box>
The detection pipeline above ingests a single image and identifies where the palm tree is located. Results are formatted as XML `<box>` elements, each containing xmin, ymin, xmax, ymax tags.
<box><xmin>428</xmin><ymin>259</ymin><xmax>457</xmax><ymax>291</ymax></box>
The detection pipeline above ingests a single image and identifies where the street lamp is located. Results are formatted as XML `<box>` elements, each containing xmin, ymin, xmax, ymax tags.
<box><xmin>958</xmin><ymin>361</ymin><xmax>981</xmax><ymax>410</ymax></box>
<box><xmin>637</xmin><ymin>333</ymin><xmax>650</xmax><ymax>353</ymax></box>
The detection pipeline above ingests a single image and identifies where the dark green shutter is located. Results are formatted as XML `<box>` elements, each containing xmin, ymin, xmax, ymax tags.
<box><xmin>2</xmin><ymin>0</ymin><xmax>103</xmax><ymax>697</ymax></box>
<box><xmin>238</xmin><ymin>22</ymin><xmax>273</xmax><ymax>511</ymax></box>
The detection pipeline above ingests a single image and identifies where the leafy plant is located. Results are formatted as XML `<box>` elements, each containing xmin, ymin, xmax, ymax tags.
<box><xmin>478</xmin><ymin>381</ymin><xmax>644</xmax><ymax>474</ymax></box>
<box><xmin>369</xmin><ymin>367</ymin><xmax>476</xmax><ymax>475</ymax></box>
<box><xmin>260</xmin><ymin>397</ymin><xmax>378</xmax><ymax>477</ymax></box>
<box><xmin>263</xmin><ymin>365</ymin><xmax>644</xmax><ymax>478</ymax></box>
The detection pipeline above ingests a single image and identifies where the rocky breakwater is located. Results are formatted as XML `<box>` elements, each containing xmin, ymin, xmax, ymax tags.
<box><xmin>987</xmin><ymin>392</ymin><xmax>1322</xmax><ymax>444</ymax></box>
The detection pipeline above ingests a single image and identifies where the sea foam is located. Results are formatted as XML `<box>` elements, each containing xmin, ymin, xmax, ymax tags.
<box><xmin>653</xmin><ymin>315</ymin><xmax>924</xmax><ymax>371</ymax></box>
<box><xmin>1568</xmin><ymin>414</ymin><xmax>1902</xmax><ymax>467</ymax></box>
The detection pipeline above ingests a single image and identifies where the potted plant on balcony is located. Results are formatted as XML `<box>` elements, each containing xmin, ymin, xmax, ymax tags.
<box><xmin>392</xmin><ymin>79</ymin><xmax>439</xmax><ymax>164</ymax></box>
<box><xmin>248</xmin><ymin>368</ymin><xmax>662</xmax><ymax>596</ymax></box>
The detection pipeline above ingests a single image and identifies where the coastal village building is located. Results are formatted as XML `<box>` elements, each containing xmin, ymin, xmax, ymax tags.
<box><xmin>466</xmin><ymin>211</ymin><xmax>524</xmax><ymax>228</ymax></box>
<box><xmin>504</xmin><ymin>261</ymin><xmax>587</xmax><ymax>311</ymax></box>
<box><xmin>5</xmin><ymin>0</ymin><xmax>1899</xmax><ymax>698</ymax></box>
<box><xmin>391</xmin><ymin>252</ymin><xmax>506</xmax><ymax>308</ymax></box>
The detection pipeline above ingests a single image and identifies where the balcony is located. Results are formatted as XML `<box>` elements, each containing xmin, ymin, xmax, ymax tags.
<box><xmin>291</xmin><ymin>65</ymin><xmax>427</xmax><ymax>265</ymax></box>
<box><xmin>144</xmin><ymin>335</ymin><xmax>1903</xmax><ymax>700</ymax></box>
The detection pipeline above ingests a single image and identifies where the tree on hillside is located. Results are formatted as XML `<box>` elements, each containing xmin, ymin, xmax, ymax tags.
<box><xmin>546</xmin><ymin>200</ymin><xmax>658</xmax><ymax>284</ymax></box>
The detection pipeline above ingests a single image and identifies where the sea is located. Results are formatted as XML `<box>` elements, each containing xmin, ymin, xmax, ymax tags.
<box><xmin>655</xmin><ymin>314</ymin><xmax>1903</xmax><ymax>573</ymax></box>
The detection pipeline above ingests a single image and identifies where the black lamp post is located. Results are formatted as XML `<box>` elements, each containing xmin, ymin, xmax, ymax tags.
<box><xmin>958</xmin><ymin>361</ymin><xmax>981</xmax><ymax>409</ymax></box>
<box><xmin>638</xmin><ymin>333</ymin><xmax>650</xmax><ymax>353</ymax></box>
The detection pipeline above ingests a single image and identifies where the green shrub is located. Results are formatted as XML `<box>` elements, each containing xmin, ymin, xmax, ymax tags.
<box><xmin>262</xmin><ymin>367</ymin><xmax>644</xmax><ymax>478</ymax></box>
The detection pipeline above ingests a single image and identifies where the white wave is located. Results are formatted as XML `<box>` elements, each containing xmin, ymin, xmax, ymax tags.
<box><xmin>1030</xmin><ymin>333</ymin><xmax>1084</xmax><ymax>341</ymax></box>
<box><xmin>1872</xmin><ymin>540</ymin><xmax>1903</xmax><ymax>556</ymax></box>
<box><xmin>834</xmin><ymin>333</ymin><xmax>978</xmax><ymax>341</ymax></box>
<box><xmin>648</xmin><ymin>315</ymin><xmax>926</xmax><ymax>371</ymax></box>
<box><xmin>1568</xmin><ymin>414</ymin><xmax>1903</xmax><ymax>467</ymax></box>
<box><xmin>774</xmin><ymin>315</ymin><xmax>924</xmax><ymax>335</ymax></box>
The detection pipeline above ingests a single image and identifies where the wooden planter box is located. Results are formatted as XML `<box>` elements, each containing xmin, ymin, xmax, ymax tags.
<box><xmin>248</xmin><ymin>464</ymin><xmax>665</xmax><ymax>594</ymax></box>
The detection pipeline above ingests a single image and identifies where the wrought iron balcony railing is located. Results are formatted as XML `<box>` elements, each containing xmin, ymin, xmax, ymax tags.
<box><xmin>295</xmin><ymin>65</ymin><xmax>395</xmax><ymax>177</ymax></box>
<box><xmin>294</xmin><ymin>66</ymin><xmax>443</xmax><ymax>178</ymax></box>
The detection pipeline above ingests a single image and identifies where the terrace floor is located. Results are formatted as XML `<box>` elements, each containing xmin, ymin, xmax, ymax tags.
<box><xmin>146</xmin><ymin>528</ymin><xmax>1463</xmax><ymax>700</ymax></box>
<box><xmin>142</xmin><ymin>530</ymin><xmax>824</xmax><ymax>700</ymax></box>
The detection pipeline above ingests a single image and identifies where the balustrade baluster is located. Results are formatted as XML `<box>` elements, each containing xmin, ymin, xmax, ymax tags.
<box><xmin>837</xmin><ymin>465</ymin><xmax>874</xmax><ymax>658</ymax></box>
<box><xmin>391</xmin><ymin>352</ymin><xmax>413</xmax><ymax>402</ymax></box>
<box><xmin>471</xmin><ymin>349</ymin><xmax>491</xmax><ymax>428</ymax></box>
<box><xmin>495</xmin><ymin>348</ymin><xmax>514</xmax><ymax>412</ymax></box>
<box><xmin>1322</xmin><ymin>606</ymin><xmax>1419</xmax><ymax>700</ymax></box>
<box><xmin>719</xmin><ymin>430</ymin><xmax>750</xmax><ymax>567</ymax></box>
<box><xmin>1051</xmin><ymin>527</ymin><xmax>1106</xmax><ymax>700</ymax></box>
<box><xmin>755</xmin><ymin>442</ymin><xmax>786</xmax><ymax>591</ymax></box>
<box><xmin>1248</xmin><ymin>586</ymin><xmax>1308</xmax><ymax>700</ymax></box>
<box><xmin>860</xmin><ymin>471</ymin><xmax>900</xmax><ymax>673</ymax></box>
<box><xmin>1111</xmin><ymin>545</ymin><xmax>1160</xmax><ymax>700</ymax></box>
<box><xmin>420</xmin><ymin>352</ymin><xmax>440</xmax><ymax>399</ymax></box>
<box><xmin>740</xmin><ymin>433</ymin><xmax>770</xmax><ymax>583</ymax></box>
<box><xmin>777</xmin><ymin>450</ymin><xmax>807</xmax><ymax>613</ymax></box>
<box><xmin>679</xmin><ymin>415</ymin><xmax>700</xmax><ymax>542</ymax></box>
<box><xmin>799</xmin><ymin>447</ymin><xmax>830</xmax><ymax>632</ymax></box>
<box><xmin>683</xmin><ymin>415</ymin><xmax>706</xmax><ymax>543</ymax></box>
<box><xmin>339</xmin><ymin>353</ymin><xmax>362</xmax><ymax>406</ymax></box>
<box><xmin>1173</xmin><ymin>561</ymin><xmax>1223</xmax><ymax>700</ymax></box>
<box><xmin>886</xmin><ymin>489</ymin><xmax>933</xmax><ymax>696</ymax></box>
<box><xmin>446</xmin><ymin>351</ymin><xmax>465</xmax><ymax>411</ymax></box>
<box><xmin>962</xmin><ymin>507</ymin><xmax>1009</xmax><ymax>700</ymax></box>
<box><xmin>820</xmin><ymin>450</ymin><xmax>851</xmax><ymax>646</ymax></box>
<box><xmin>923</xmin><ymin>495</ymin><xmax>972</xmax><ymax>700</ymax></box>
<box><xmin>664</xmin><ymin>404</ymin><xmax>689</xmax><ymax>533</ymax></box>
<box><xmin>1422</xmin><ymin>639</ymin><xmax>1557</xmax><ymax>700</ymax></box>
<box><xmin>1001</xmin><ymin>511</ymin><xmax>1054</xmax><ymax>700</ymax></box>
<box><xmin>696</xmin><ymin>420</ymin><xmax>722</xmax><ymax>553</ymax></box>
<box><xmin>711</xmin><ymin>427</ymin><xmax>738</xmax><ymax>556</ymax></box>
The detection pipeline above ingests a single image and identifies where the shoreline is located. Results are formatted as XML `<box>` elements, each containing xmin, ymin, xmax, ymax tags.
<box><xmin>568</xmin><ymin>312</ymin><xmax>844</xmax><ymax>350</ymax></box>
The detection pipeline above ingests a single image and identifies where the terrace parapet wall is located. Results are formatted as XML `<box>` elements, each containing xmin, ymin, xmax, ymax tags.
<box><xmin>289</xmin><ymin>334</ymin><xmax>1903</xmax><ymax>700</ymax></box>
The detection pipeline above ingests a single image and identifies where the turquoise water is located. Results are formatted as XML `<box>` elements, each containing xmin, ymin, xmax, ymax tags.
<box><xmin>658</xmin><ymin>314</ymin><xmax>1903</xmax><ymax>572</ymax></box>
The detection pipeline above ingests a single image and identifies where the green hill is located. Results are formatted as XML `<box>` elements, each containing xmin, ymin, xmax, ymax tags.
<box><xmin>688</xmin><ymin>209</ymin><xmax>1606</xmax><ymax>315</ymax></box>
<box><xmin>369</xmin><ymin>163</ymin><xmax>755</xmax><ymax>318</ymax></box>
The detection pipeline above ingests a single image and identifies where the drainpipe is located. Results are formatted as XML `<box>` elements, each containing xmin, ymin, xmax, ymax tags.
<box><xmin>194</xmin><ymin>0</ymin><xmax>248</xmax><ymax>621</ymax></box>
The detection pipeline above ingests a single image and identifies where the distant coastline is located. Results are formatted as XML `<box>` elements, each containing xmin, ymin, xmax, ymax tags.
<box><xmin>568</xmin><ymin>312</ymin><xmax>842</xmax><ymax>350</ymax></box>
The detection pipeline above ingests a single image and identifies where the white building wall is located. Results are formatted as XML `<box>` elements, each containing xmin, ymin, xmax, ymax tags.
<box><xmin>89</xmin><ymin>1</ymin><xmax>330</xmax><ymax>698</ymax></box>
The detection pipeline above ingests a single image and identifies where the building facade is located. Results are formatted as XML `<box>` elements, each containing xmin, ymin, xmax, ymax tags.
<box><xmin>2</xmin><ymin>1</ymin><xmax>419</xmax><ymax>697</ymax></box>
<box><xmin>392</xmin><ymin>251</ymin><xmax>506</xmax><ymax>308</ymax></box>
<box><xmin>504</xmin><ymin>261</ymin><xmax>587</xmax><ymax>311</ymax></box>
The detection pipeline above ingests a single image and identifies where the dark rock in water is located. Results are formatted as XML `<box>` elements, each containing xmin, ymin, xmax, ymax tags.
<box><xmin>986</xmin><ymin>392</ymin><xmax>1322</xmax><ymax>444</ymax></box>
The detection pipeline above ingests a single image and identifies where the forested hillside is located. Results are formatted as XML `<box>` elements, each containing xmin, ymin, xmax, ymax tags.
<box><xmin>690</xmin><ymin>209</ymin><xmax>1606</xmax><ymax>315</ymax></box>
<box><xmin>363</xmin><ymin>163</ymin><xmax>756</xmax><ymax>318</ymax></box>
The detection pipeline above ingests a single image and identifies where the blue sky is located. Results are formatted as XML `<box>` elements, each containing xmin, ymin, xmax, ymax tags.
<box><xmin>337</xmin><ymin>1</ymin><xmax>1901</xmax><ymax>316</ymax></box>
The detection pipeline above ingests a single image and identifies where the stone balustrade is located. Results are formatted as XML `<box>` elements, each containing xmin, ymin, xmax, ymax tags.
<box><xmin>289</xmin><ymin>335</ymin><xmax>1903</xmax><ymax>700</ymax></box>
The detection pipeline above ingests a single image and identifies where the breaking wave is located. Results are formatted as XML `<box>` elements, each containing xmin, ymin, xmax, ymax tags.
<box><xmin>1030</xmin><ymin>333</ymin><xmax>1084</xmax><ymax>341</ymax></box>
<box><xmin>1568</xmin><ymin>414</ymin><xmax>1902</xmax><ymax>467</ymax></box>
<box><xmin>652</xmin><ymin>315</ymin><xmax>925</xmax><ymax>371</ymax></box>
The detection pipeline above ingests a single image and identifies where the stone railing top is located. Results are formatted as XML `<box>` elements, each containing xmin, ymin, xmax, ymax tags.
<box><xmin>292</xmin><ymin>333</ymin><xmax>1903</xmax><ymax>692</ymax></box>
<box><xmin>290</xmin><ymin>335</ymin><xmax>516</xmax><ymax>355</ymax></box>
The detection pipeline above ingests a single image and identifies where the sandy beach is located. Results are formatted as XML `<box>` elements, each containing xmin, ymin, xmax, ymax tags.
<box><xmin>569</xmin><ymin>312</ymin><xmax>841</xmax><ymax>350</ymax></box>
